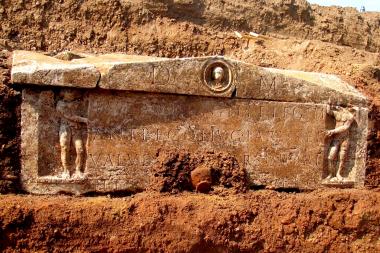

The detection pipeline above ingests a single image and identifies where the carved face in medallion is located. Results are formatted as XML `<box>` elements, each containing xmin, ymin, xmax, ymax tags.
<box><xmin>203</xmin><ymin>60</ymin><xmax>233</xmax><ymax>93</ymax></box>
<box><xmin>212</xmin><ymin>67</ymin><xmax>224</xmax><ymax>83</ymax></box>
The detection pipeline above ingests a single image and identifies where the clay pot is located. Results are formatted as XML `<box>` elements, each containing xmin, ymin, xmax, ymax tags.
<box><xmin>191</xmin><ymin>165</ymin><xmax>212</xmax><ymax>193</ymax></box>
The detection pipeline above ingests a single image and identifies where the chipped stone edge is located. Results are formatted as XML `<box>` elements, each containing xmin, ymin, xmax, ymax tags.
<box><xmin>11</xmin><ymin>51</ymin><xmax>100</xmax><ymax>88</ymax></box>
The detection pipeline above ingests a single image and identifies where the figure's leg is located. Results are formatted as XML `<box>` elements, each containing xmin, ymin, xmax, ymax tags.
<box><xmin>327</xmin><ymin>140</ymin><xmax>339</xmax><ymax>179</ymax></box>
<box><xmin>59</xmin><ymin>124</ymin><xmax>71</xmax><ymax>178</ymax></box>
<box><xmin>73</xmin><ymin>130</ymin><xmax>85</xmax><ymax>178</ymax></box>
<box><xmin>337</xmin><ymin>138</ymin><xmax>350</xmax><ymax>181</ymax></box>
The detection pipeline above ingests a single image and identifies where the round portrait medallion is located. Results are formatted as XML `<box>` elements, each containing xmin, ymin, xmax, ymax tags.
<box><xmin>203</xmin><ymin>60</ymin><xmax>233</xmax><ymax>93</ymax></box>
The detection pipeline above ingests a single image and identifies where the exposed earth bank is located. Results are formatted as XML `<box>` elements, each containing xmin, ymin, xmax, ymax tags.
<box><xmin>1</xmin><ymin>190</ymin><xmax>380</xmax><ymax>252</ymax></box>
<box><xmin>0</xmin><ymin>0</ymin><xmax>380</xmax><ymax>252</ymax></box>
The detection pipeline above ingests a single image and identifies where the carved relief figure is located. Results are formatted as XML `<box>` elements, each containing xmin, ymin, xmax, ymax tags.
<box><xmin>212</xmin><ymin>66</ymin><xmax>225</xmax><ymax>89</ymax></box>
<box><xmin>57</xmin><ymin>89</ymin><xmax>88</xmax><ymax>179</ymax></box>
<box><xmin>325</xmin><ymin>105</ymin><xmax>356</xmax><ymax>182</ymax></box>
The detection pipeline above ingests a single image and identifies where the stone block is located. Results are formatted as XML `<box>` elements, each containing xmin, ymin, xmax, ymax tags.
<box><xmin>12</xmin><ymin>51</ymin><xmax>368</xmax><ymax>194</ymax></box>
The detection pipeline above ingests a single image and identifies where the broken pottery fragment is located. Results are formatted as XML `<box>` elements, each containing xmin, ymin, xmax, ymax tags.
<box><xmin>11</xmin><ymin>50</ymin><xmax>368</xmax><ymax>194</ymax></box>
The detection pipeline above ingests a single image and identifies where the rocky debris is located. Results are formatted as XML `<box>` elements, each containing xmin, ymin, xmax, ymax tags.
<box><xmin>54</xmin><ymin>51</ymin><xmax>85</xmax><ymax>61</ymax></box>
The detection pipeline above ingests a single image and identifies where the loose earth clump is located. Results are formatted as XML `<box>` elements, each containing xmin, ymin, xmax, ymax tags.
<box><xmin>150</xmin><ymin>149</ymin><xmax>249</xmax><ymax>193</ymax></box>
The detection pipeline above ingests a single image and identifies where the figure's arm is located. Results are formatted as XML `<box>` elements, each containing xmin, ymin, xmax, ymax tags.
<box><xmin>329</xmin><ymin>120</ymin><xmax>352</xmax><ymax>134</ymax></box>
<box><xmin>62</xmin><ymin>114</ymin><xmax>88</xmax><ymax>124</ymax></box>
<box><xmin>326</xmin><ymin>116</ymin><xmax>354</xmax><ymax>137</ymax></box>
<box><xmin>69</xmin><ymin>115</ymin><xmax>88</xmax><ymax>124</ymax></box>
<box><xmin>57</xmin><ymin>103</ymin><xmax>88</xmax><ymax>124</ymax></box>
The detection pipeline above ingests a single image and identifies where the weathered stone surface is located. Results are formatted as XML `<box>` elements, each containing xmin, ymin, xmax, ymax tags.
<box><xmin>12</xmin><ymin>50</ymin><xmax>367</xmax><ymax>105</ymax></box>
<box><xmin>238</xmin><ymin>66</ymin><xmax>367</xmax><ymax>106</ymax></box>
<box><xmin>11</xmin><ymin>51</ymin><xmax>100</xmax><ymax>88</ymax></box>
<box><xmin>14</xmin><ymin>51</ymin><xmax>368</xmax><ymax>194</ymax></box>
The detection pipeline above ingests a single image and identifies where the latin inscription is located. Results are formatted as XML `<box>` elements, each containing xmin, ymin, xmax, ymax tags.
<box><xmin>85</xmin><ymin>92</ymin><xmax>326</xmax><ymax>187</ymax></box>
<box><xmin>114</xmin><ymin>62</ymin><xmax>203</xmax><ymax>90</ymax></box>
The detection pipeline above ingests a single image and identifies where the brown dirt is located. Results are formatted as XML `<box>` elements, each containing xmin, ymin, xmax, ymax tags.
<box><xmin>0</xmin><ymin>0</ymin><xmax>380</xmax><ymax>252</ymax></box>
<box><xmin>0</xmin><ymin>50</ymin><xmax>20</xmax><ymax>193</ymax></box>
<box><xmin>1</xmin><ymin>0</ymin><xmax>380</xmax><ymax>54</ymax></box>
<box><xmin>1</xmin><ymin>190</ymin><xmax>380</xmax><ymax>252</ymax></box>
<box><xmin>150</xmin><ymin>150</ymin><xmax>248</xmax><ymax>193</ymax></box>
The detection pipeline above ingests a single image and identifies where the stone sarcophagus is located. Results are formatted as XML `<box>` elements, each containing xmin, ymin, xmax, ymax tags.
<box><xmin>11</xmin><ymin>51</ymin><xmax>368</xmax><ymax>194</ymax></box>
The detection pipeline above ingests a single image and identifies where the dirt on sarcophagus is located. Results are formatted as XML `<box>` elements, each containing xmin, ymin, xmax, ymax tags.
<box><xmin>149</xmin><ymin>149</ymin><xmax>249</xmax><ymax>193</ymax></box>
